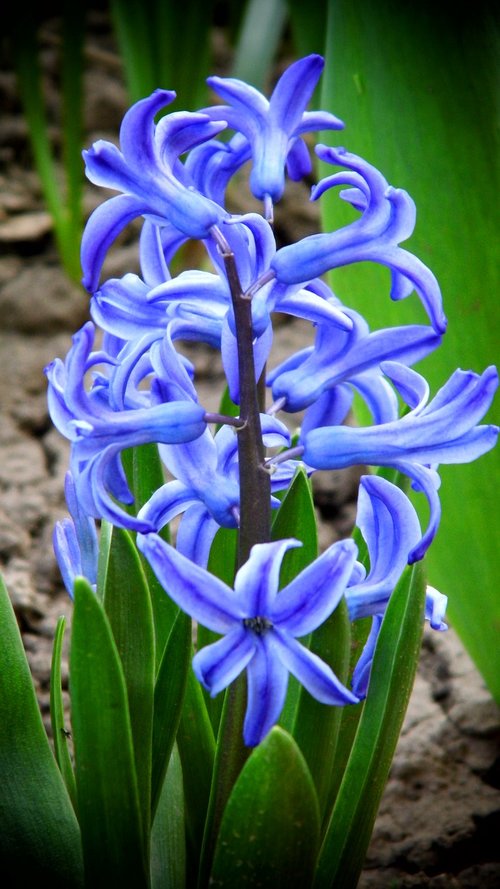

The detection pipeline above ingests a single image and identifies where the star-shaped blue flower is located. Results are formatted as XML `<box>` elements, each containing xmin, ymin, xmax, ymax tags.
<box><xmin>203</xmin><ymin>54</ymin><xmax>344</xmax><ymax>214</ymax></box>
<box><xmin>137</xmin><ymin>534</ymin><xmax>359</xmax><ymax>745</ymax></box>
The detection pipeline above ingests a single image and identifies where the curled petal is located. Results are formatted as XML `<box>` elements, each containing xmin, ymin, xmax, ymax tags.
<box><xmin>425</xmin><ymin>585</ymin><xmax>448</xmax><ymax>631</ymax></box>
<box><xmin>351</xmin><ymin>615</ymin><xmax>383</xmax><ymax>698</ymax></box>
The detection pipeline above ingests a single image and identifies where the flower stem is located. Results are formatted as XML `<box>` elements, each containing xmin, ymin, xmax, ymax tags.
<box><xmin>222</xmin><ymin>248</ymin><xmax>271</xmax><ymax>565</ymax></box>
<box><xmin>197</xmin><ymin>236</ymin><xmax>272</xmax><ymax>886</ymax></box>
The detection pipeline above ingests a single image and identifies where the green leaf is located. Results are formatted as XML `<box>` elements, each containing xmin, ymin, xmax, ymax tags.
<box><xmin>151</xmin><ymin>609</ymin><xmax>192</xmax><ymax>817</ymax></box>
<box><xmin>292</xmin><ymin>598</ymin><xmax>351</xmax><ymax>821</ymax></box>
<box><xmin>209</xmin><ymin>727</ymin><xmax>320</xmax><ymax>888</ymax></box>
<box><xmin>0</xmin><ymin>576</ymin><xmax>83</xmax><ymax>887</ymax></box>
<box><xmin>320</xmin><ymin>0</ymin><xmax>500</xmax><ymax>701</ymax></box>
<box><xmin>123</xmin><ymin>444</ymin><xmax>179</xmax><ymax>666</ymax></box>
<box><xmin>176</xmin><ymin>669</ymin><xmax>216</xmax><ymax>874</ymax></box>
<box><xmin>102</xmin><ymin>526</ymin><xmax>155</xmax><ymax>846</ymax></box>
<box><xmin>70</xmin><ymin>578</ymin><xmax>148</xmax><ymax>887</ymax></box>
<box><xmin>151</xmin><ymin>744</ymin><xmax>185</xmax><ymax>889</ymax></box>
<box><xmin>272</xmin><ymin>468</ymin><xmax>318</xmax><ymax>732</ymax></box>
<box><xmin>271</xmin><ymin>467</ymin><xmax>318</xmax><ymax>581</ymax></box>
<box><xmin>314</xmin><ymin>560</ymin><xmax>426</xmax><ymax>888</ymax></box>
<box><xmin>232</xmin><ymin>0</ymin><xmax>288</xmax><ymax>90</ymax></box>
<box><xmin>50</xmin><ymin>615</ymin><xmax>78</xmax><ymax>812</ymax></box>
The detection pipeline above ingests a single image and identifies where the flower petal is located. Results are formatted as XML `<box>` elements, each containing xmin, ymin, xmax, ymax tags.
<box><xmin>271</xmin><ymin>538</ymin><xmax>358</xmax><ymax>635</ymax></box>
<box><xmin>137</xmin><ymin>533</ymin><xmax>243</xmax><ymax>631</ymax></box>
<box><xmin>243</xmin><ymin>635</ymin><xmax>289</xmax><ymax>746</ymax></box>
<box><xmin>273</xmin><ymin>630</ymin><xmax>359</xmax><ymax>706</ymax></box>
<box><xmin>193</xmin><ymin>628</ymin><xmax>256</xmax><ymax>697</ymax></box>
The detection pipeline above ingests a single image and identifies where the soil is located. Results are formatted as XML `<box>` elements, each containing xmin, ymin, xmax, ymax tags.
<box><xmin>1</xmin><ymin>11</ymin><xmax>499</xmax><ymax>888</ymax></box>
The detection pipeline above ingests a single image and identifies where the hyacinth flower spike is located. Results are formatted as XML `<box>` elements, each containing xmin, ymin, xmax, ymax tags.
<box><xmin>204</xmin><ymin>54</ymin><xmax>344</xmax><ymax>216</ymax></box>
<box><xmin>270</xmin><ymin>146</ymin><xmax>447</xmax><ymax>334</ymax></box>
<box><xmin>137</xmin><ymin>535</ymin><xmax>359</xmax><ymax>745</ymax></box>
<box><xmin>81</xmin><ymin>90</ymin><xmax>228</xmax><ymax>292</ymax></box>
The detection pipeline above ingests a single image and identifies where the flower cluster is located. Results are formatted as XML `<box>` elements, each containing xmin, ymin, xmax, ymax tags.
<box><xmin>48</xmin><ymin>55</ymin><xmax>498</xmax><ymax>746</ymax></box>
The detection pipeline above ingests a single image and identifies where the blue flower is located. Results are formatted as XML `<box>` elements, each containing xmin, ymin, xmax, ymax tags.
<box><xmin>136</xmin><ymin>534</ymin><xmax>359</xmax><ymax>745</ymax></box>
<box><xmin>45</xmin><ymin>322</ymin><xmax>207</xmax><ymax>530</ymax></box>
<box><xmin>203</xmin><ymin>54</ymin><xmax>344</xmax><ymax>214</ymax></box>
<box><xmin>53</xmin><ymin>471</ymin><xmax>99</xmax><ymax>597</ymax></box>
<box><xmin>81</xmin><ymin>90</ymin><xmax>227</xmax><ymax>291</ymax></box>
<box><xmin>138</xmin><ymin>415</ymin><xmax>299</xmax><ymax>567</ymax></box>
<box><xmin>271</xmin><ymin>146</ymin><xmax>447</xmax><ymax>334</ymax></box>
<box><xmin>345</xmin><ymin>476</ymin><xmax>423</xmax><ymax>622</ymax></box>
<box><xmin>300</xmin><ymin>364</ymin><xmax>499</xmax><ymax>560</ymax></box>
<box><xmin>267</xmin><ymin>305</ymin><xmax>441</xmax><ymax>414</ymax></box>
<box><xmin>346</xmin><ymin>476</ymin><xmax>448</xmax><ymax>697</ymax></box>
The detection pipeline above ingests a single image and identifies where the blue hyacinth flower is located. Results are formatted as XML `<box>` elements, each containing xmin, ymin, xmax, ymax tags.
<box><xmin>271</xmin><ymin>146</ymin><xmax>447</xmax><ymax>334</ymax></box>
<box><xmin>204</xmin><ymin>54</ymin><xmax>344</xmax><ymax>215</ymax></box>
<box><xmin>53</xmin><ymin>471</ymin><xmax>99</xmax><ymax>597</ymax></box>
<box><xmin>45</xmin><ymin>322</ymin><xmax>207</xmax><ymax>530</ymax></box>
<box><xmin>301</xmin><ymin>364</ymin><xmax>499</xmax><ymax>560</ymax></box>
<box><xmin>81</xmin><ymin>90</ymin><xmax>228</xmax><ymax>291</ymax></box>
<box><xmin>267</xmin><ymin>304</ymin><xmax>441</xmax><ymax>414</ymax></box>
<box><xmin>137</xmin><ymin>534</ymin><xmax>359</xmax><ymax>745</ymax></box>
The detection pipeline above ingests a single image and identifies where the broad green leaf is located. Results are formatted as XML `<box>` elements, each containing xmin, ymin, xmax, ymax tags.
<box><xmin>272</xmin><ymin>467</ymin><xmax>318</xmax><ymax>731</ymax></box>
<box><xmin>70</xmin><ymin>578</ymin><xmax>148</xmax><ymax>887</ymax></box>
<box><xmin>151</xmin><ymin>744</ymin><xmax>185</xmax><ymax>889</ymax></box>
<box><xmin>292</xmin><ymin>598</ymin><xmax>351</xmax><ymax>820</ymax></box>
<box><xmin>50</xmin><ymin>615</ymin><xmax>78</xmax><ymax>812</ymax></box>
<box><xmin>102</xmin><ymin>526</ymin><xmax>155</xmax><ymax>846</ymax></box>
<box><xmin>209</xmin><ymin>727</ymin><xmax>320</xmax><ymax>888</ymax></box>
<box><xmin>271</xmin><ymin>467</ymin><xmax>318</xmax><ymax>580</ymax></box>
<box><xmin>151</xmin><ymin>610</ymin><xmax>192</xmax><ymax>817</ymax></box>
<box><xmin>123</xmin><ymin>444</ymin><xmax>179</xmax><ymax>665</ymax></box>
<box><xmin>314</xmin><ymin>560</ymin><xmax>426</xmax><ymax>888</ymax></box>
<box><xmin>320</xmin><ymin>0</ymin><xmax>500</xmax><ymax>700</ymax></box>
<box><xmin>0</xmin><ymin>576</ymin><xmax>83</xmax><ymax>886</ymax></box>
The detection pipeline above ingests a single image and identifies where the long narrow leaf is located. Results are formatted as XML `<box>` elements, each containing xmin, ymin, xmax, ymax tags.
<box><xmin>70</xmin><ymin>577</ymin><xmax>148</xmax><ymax>887</ymax></box>
<box><xmin>320</xmin><ymin>0</ymin><xmax>500</xmax><ymax>700</ymax></box>
<box><xmin>292</xmin><ymin>598</ymin><xmax>351</xmax><ymax>821</ymax></box>
<box><xmin>272</xmin><ymin>468</ymin><xmax>318</xmax><ymax>731</ymax></box>
<box><xmin>151</xmin><ymin>609</ymin><xmax>192</xmax><ymax>817</ymax></box>
<box><xmin>314</xmin><ymin>560</ymin><xmax>426</xmax><ymax>888</ymax></box>
<box><xmin>0</xmin><ymin>576</ymin><xmax>83</xmax><ymax>887</ymax></box>
<box><xmin>151</xmin><ymin>744</ymin><xmax>186</xmax><ymax>889</ymax></box>
<box><xmin>50</xmin><ymin>615</ymin><xmax>78</xmax><ymax>812</ymax></box>
<box><xmin>102</xmin><ymin>526</ymin><xmax>155</xmax><ymax>848</ymax></box>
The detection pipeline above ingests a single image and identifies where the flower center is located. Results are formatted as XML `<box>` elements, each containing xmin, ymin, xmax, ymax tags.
<box><xmin>243</xmin><ymin>616</ymin><xmax>273</xmax><ymax>635</ymax></box>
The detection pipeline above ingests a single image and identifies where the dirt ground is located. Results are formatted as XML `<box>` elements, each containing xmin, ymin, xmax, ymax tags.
<box><xmin>0</xmin><ymin>11</ymin><xmax>499</xmax><ymax>887</ymax></box>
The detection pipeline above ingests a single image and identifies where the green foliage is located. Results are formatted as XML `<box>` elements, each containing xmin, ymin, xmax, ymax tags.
<box><xmin>0</xmin><ymin>576</ymin><xmax>83</xmax><ymax>887</ymax></box>
<box><xmin>318</xmin><ymin>0</ymin><xmax>500</xmax><ymax>701</ymax></box>
<box><xmin>209</xmin><ymin>727</ymin><xmax>321</xmax><ymax>888</ymax></box>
